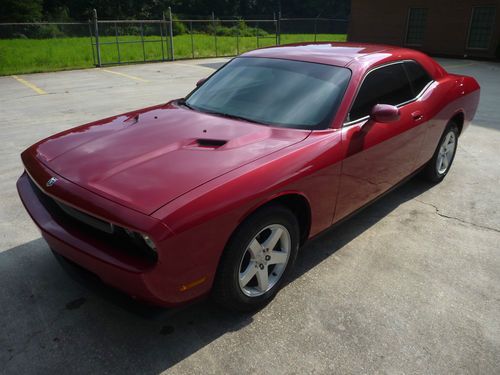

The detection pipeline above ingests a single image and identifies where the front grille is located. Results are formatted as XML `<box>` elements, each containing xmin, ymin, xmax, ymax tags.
<box><xmin>28</xmin><ymin>176</ymin><xmax>114</xmax><ymax>234</ymax></box>
<box><xmin>28</xmin><ymin>175</ymin><xmax>157</xmax><ymax>264</ymax></box>
<box><xmin>54</xmin><ymin>199</ymin><xmax>114</xmax><ymax>234</ymax></box>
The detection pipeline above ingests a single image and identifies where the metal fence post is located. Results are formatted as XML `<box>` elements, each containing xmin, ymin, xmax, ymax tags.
<box><xmin>92</xmin><ymin>9</ymin><xmax>101</xmax><ymax>67</ymax></box>
<box><xmin>212</xmin><ymin>12</ymin><xmax>218</xmax><ymax>57</ymax></box>
<box><xmin>236</xmin><ymin>20</ymin><xmax>240</xmax><ymax>55</ymax></box>
<box><xmin>88</xmin><ymin>20</ymin><xmax>96</xmax><ymax>66</ymax></box>
<box><xmin>140</xmin><ymin>22</ymin><xmax>146</xmax><ymax>61</ymax></box>
<box><xmin>168</xmin><ymin>7</ymin><xmax>174</xmax><ymax>61</ymax></box>
<box><xmin>162</xmin><ymin>12</ymin><xmax>168</xmax><ymax>60</ymax></box>
<box><xmin>314</xmin><ymin>17</ymin><xmax>318</xmax><ymax>42</ymax></box>
<box><xmin>114</xmin><ymin>22</ymin><xmax>121</xmax><ymax>63</ymax></box>
<box><xmin>277</xmin><ymin>11</ymin><xmax>281</xmax><ymax>45</ymax></box>
<box><xmin>273</xmin><ymin>13</ymin><xmax>278</xmax><ymax>46</ymax></box>
<box><xmin>190</xmin><ymin>21</ymin><xmax>195</xmax><ymax>59</ymax></box>
<box><xmin>256</xmin><ymin>21</ymin><xmax>259</xmax><ymax>48</ymax></box>
<box><xmin>159</xmin><ymin>13</ymin><xmax>166</xmax><ymax>61</ymax></box>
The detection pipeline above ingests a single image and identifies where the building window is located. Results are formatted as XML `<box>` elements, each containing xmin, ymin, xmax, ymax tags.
<box><xmin>467</xmin><ymin>6</ymin><xmax>497</xmax><ymax>50</ymax></box>
<box><xmin>405</xmin><ymin>8</ymin><xmax>428</xmax><ymax>46</ymax></box>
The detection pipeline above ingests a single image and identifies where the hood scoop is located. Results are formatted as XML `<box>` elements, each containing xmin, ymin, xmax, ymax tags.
<box><xmin>189</xmin><ymin>138</ymin><xmax>227</xmax><ymax>149</ymax></box>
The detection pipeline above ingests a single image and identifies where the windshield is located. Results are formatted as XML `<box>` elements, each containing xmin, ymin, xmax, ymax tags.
<box><xmin>185</xmin><ymin>57</ymin><xmax>351</xmax><ymax>130</ymax></box>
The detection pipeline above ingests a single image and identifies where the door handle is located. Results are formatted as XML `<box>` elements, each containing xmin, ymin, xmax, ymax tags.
<box><xmin>411</xmin><ymin>111</ymin><xmax>424</xmax><ymax>121</ymax></box>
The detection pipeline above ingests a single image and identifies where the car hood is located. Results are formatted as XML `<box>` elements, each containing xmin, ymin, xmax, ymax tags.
<box><xmin>32</xmin><ymin>102</ymin><xmax>310</xmax><ymax>214</ymax></box>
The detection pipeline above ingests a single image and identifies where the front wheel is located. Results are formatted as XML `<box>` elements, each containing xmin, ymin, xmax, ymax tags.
<box><xmin>212</xmin><ymin>205</ymin><xmax>300</xmax><ymax>312</ymax></box>
<box><xmin>422</xmin><ymin>122</ymin><xmax>459</xmax><ymax>183</ymax></box>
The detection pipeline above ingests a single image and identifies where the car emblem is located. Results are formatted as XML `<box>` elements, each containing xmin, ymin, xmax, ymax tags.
<box><xmin>46</xmin><ymin>177</ymin><xmax>58</xmax><ymax>187</ymax></box>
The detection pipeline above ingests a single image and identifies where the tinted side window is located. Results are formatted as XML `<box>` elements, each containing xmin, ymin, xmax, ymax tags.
<box><xmin>404</xmin><ymin>61</ymin><xmax>432</xmax><ymax>95</ymax></box>
<box><xmin>349</xmin><ymin>63</ymin><xmax>413</xmax><ymax>122</ymax></box>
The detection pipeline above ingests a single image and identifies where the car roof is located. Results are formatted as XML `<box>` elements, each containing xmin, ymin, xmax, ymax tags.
<box><xmin>241</xmin><ymin>42</ymin><xmax>418</xmax><ymax>68</ymax></box>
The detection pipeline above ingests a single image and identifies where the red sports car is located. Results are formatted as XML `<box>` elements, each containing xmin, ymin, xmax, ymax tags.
<box><xmin>17</xmin><ymin>43</ymin><xmax>480</xmax><ymax>311</ymax></box>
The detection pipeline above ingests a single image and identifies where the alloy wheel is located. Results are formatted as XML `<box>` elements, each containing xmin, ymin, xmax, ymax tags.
<box><xmin>238</xmin><ymin>224</ymin><xmax>291</xmax><ymax>297</ymax></box>
<box><xmin>436</xmin><ymin>131</ymin><xmax>456</xmax><ymax>174</ymax></box>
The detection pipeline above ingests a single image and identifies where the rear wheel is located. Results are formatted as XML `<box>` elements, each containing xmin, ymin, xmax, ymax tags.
<box><xmin>213</xmin><ymin>205</ymin><xmax>299</xmax><ymax>312</ymax></box>
<box><xmin>422</xmin><ymin>122</ymin><xmax>459</xmax><ymax>183</ymax></box>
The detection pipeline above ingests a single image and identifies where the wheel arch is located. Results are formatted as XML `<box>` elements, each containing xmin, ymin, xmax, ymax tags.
<box><xmin>450</xmin><ymin>110</ymin><xmax>465</xmax><ymax>136</ymax></box>
<box><xmin>237</xmin><ymin>192</ymin><xmax>312</xmax><ymax>246</ymax></box>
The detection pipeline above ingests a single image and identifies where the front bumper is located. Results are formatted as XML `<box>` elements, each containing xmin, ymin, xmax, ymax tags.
<box><xmin>17</xmin><ymin>170</ymin><xmax>208</xmax><ymax>307</ymax></box>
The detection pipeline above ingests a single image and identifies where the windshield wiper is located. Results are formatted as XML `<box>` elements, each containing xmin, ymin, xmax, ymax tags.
<box><xmin>201</xmin><ymin>109</ymin><xmax>269</xmax><ymax>126</ymax></box>
<box><xmin>179</xmin><ymin>102</ymin><xmax>269</xmax><ymax>126</ymax></box>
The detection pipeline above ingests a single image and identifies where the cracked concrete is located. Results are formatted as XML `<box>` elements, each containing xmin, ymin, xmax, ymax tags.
<box><xmin>415</xmin><ymin>199</ymin><xmax>500</xmax><ymax>233</ymax></box>
<box><xmin>0</xmin><ymin>58</ymin><xmax>499</xmax><ymax>374</ymax></box>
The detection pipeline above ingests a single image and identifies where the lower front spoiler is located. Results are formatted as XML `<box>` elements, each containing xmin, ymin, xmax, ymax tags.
<box><xmin>43</xmin><ymin>230</ymin><xmax>166</xmax><ymax>306</ymax></box>
<box><xmin>51</xmin><ymin>250</ymin><xmax>183</xmax><ymax>318</ymax></box>
<box><xmin>16</xmin><ymin>172</ymin><xmax>183</xmax><ymax>308</ymax></box>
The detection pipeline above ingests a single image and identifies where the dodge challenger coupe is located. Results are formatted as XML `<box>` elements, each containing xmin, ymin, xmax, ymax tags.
<box><xmin>17</xmin><ymin>43</ymin><xmax>480</xmax><ymax>311</ymax></box>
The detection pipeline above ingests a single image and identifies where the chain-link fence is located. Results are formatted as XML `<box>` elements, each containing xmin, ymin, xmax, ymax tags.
<box><xmin>279</xmin><ymin>18</ymin><xmax>348</xmax><ymax>43</ymax></box>
<box><xmin>169</xmin><ymin>18</ymin><xmax>279</xmax><ymax>60</ymax></box>
<box><xmin>0</xmin><ymin>9</ymin><xmax>348</xmax><ymax>75</ymax></box>
<box><xmin>91</xmin><ymin>19</ymin><xmax>173</xmax><ymax>65</ymax></box>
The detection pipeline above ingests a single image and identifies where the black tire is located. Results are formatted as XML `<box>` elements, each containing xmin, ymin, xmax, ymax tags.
<box><xmin>212</xmin><ymin>205</ymin><xmax>300</xmax><ymax>312</ymax></box>
<box><xmin>422</xmin><ymin>122</ymin><xmax>459</xmax><ymax>183</ymax></box>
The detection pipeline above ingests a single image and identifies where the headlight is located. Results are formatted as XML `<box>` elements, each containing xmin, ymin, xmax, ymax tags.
<box><xmin>141</xmin><ymin>234</ymin><xmax>156</xmax><ymax>251</ymax></box>
<box><xmin>124</xmin><ymin>227</ymin><xmax>135</xmax><ymax>237</ymax></box>
<box><xmin>123</xmin><ymin>228</ymin><xmax>156</xmax><ymax>252</ymax></box>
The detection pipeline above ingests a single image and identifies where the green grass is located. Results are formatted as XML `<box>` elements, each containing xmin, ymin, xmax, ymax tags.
<box><xmin>0</xmin><ymin>33</ymin><xmax>346</xmax><ymax>76</ymax></box>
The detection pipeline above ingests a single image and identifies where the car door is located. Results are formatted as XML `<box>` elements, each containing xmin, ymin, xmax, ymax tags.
<box><xmin>402</xmin><ymin>60</ymin><xmax>436</xmax><ymax>169</ymax></box>
<box><xmin>333</xmin><ymin>61</ymin><xmax>429</xmax><ymax>223</ymax></box>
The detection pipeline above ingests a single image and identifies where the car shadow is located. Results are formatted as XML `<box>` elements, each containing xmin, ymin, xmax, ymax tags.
<box><xmin>0</xmin><ymin>177</ymin><xmax>433</xmax><ymax>374</ymax></box>
<box><xmin>291</xmin><ymin>177</ymin><xmax>434</xmax><ymax>281</ymax></box>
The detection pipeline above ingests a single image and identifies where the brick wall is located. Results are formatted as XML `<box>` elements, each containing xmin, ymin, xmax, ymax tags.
<box><xmin>348</xmin><ymin>0</ymin><xmax>500</xmax><ymax>59</ymax></box>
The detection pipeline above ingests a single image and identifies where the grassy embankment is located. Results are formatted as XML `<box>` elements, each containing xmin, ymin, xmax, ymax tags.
<box><xmin>0</xmin><ymin>33</ymin><xmax>346</xmax><ymax>75</ymax></box>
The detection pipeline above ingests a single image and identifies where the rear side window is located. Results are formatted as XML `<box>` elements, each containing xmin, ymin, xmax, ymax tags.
<box><xmin>348</xmin><ymin>63</ymin><xmax>413</xmax><ymax>122</ymax></box>
<box><xmin>404</xmin><ymin>61</ymin><xmax>432</xmax><ymax>95</ymax></box>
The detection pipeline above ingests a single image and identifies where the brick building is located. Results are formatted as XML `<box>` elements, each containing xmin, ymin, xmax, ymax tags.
<box><xmin>348</xmin><ymin>0</ymin><xmax>500</xmax><ymax>59</ymax></box>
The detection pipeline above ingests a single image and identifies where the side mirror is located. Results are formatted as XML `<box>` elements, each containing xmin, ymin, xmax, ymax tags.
<box><xmin>196</xmin><ymin>78</ymin><xmax>207</xmax><ymax>87</ymax></box>
<box><xmin>370</xmin><ymin>104</ymin><xmax>400</xmax><ymax>123</ymax></box>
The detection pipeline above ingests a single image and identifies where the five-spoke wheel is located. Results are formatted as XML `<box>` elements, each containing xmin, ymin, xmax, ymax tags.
<box><xmin>423</xmin><ymin>122</ymin><xmax>459</xmax><ymax>182</ymax></box>
<box><xmin>213</xmin><ymin>205</ymin><xmax>299</xmax><ymax>311</ymax></box>
<box><xmin>238</xmin><ymin>224</ymin><xmax>291</xmax><ymax>297</ymax></box>
<box><xmin>436</xmin><ymin>131</ymin><xmax>456</xmax><ymax>175</ymax></box>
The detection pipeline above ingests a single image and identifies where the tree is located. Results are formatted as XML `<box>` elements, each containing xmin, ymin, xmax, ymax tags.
<box><xmin>0</xmin><ymin>0</ymin><xmax>350</xmax><ymax>22</ymax></box>
<box><xmin>0</xmin><ymin>0</ymin><xmax>43</xmax><ymax>22</ymax></box>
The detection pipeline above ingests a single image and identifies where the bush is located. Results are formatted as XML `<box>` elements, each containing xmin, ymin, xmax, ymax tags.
<box><xmin>13</xmin><ymin>24</ymin><xmax>66</xmax><ymax>39</ymax></box>
<box><xmin>35</xmin><ymin>24</ymin><xmax>65</xmax><ymax>38</ymax></box>
<box><xmin>115</xmin><ymin>25</ymin><xmax>141</xmax><ymax>36</ymax></box>
<box><xmin>206</xmin><ymin>20</ymin><xmax>268</xmax><ymax>37</ymax></box>
<box><xmin>172</xmin><ymin>15</ymin><xmax>187</xmax><ymax>35</ymax></box>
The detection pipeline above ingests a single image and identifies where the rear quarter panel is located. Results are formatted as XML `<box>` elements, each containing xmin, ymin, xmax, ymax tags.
<box><xmin>417</xmin><ymin>73</ymin><xmax>480</xmax><ymax>165</ymax></box>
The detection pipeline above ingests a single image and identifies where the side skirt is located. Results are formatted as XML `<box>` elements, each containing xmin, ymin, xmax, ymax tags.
<box><xmin>305</xmin><ymin>164</ymin><xmax>427</xmax><ymax>244</ymax></box>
